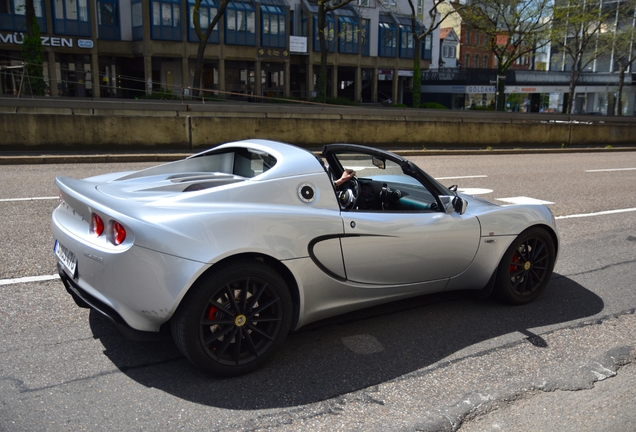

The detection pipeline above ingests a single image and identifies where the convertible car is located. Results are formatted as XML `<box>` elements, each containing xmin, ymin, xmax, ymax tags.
<box><xmin>52</xmin><ymin>139</ymin><xmax>558</xmax><ymax>376</ymax></box>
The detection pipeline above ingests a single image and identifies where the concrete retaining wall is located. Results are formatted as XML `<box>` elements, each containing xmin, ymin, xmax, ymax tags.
<box><xmin>1</xmin><ymin>100</ymin><xmax>635</xmax><ymax>151</ymax></box>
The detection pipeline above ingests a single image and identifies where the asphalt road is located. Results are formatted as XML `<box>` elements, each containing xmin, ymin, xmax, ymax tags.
<box><xmin>1</xmin><ymin>151</ymin><xmax>635</xmax><ymax>431</ymax></box>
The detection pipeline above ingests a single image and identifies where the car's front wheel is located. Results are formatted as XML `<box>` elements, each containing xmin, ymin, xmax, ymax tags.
<box><xmin>171</xmin><ymin>258</ymin><xmax>292</xmax><ymax>377</ymax></box>
<box><xmin>494</xmin><ymin>227</ymin><xmax>556</xmax><ymax>305</ymax></box>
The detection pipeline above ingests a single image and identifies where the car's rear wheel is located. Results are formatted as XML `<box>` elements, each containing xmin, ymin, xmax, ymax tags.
<box><xmin>171</xmin><ymin>258</ymin><xmax>292</xmax><ymax>377</ymax></box>
<box><xmin>494</xmin><ymin>227</ymin><xmax>556</xmax><ymax>305</ymax></box>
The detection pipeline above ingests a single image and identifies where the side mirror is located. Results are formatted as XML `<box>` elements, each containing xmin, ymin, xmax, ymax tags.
<box><xmin>452</xmin><ymin>196</ymin><xmax>467</xmax><ymax>215</ymax></box>
<box><xmin>439</xmin><ymin>195</ymin><xmax>467</xmax><ymax>215</ymax></box>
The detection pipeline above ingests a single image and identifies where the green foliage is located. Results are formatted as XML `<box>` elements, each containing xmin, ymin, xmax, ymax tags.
<box><xmin>322</xmin><ymin>96</ymin><xmax>358</xmax><ymax>106</ymax></box>
<box><xmin>420</xmin><ymin>102</ymin><xmax>448</xmax><ymax>109</ymax></box>
<box><xmin>143</xmin><ymin>88</ymin><xmax>182</xmax><ymax>100</ymax></box>
<box><xmin>469</xmin><ymin>105</ymin><xmax>494</xmax><ymax>110</ymax></box>
<box><xmin>21</xmin><ymin>18</ymin><xmax>46</xmax><ymax>96</ymax></box>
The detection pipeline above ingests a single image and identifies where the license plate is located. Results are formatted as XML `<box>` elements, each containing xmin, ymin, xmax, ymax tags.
<box><xmin>54</xmin><ymin>240</ymin><xmax>77</xmax><ymax>277</ymax></box>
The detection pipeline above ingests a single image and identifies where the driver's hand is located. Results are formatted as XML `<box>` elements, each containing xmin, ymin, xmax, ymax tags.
<box><xmin>334</xmin><ymin>169</ymin><xmax>356</xmax><ymax>187</ymax></box>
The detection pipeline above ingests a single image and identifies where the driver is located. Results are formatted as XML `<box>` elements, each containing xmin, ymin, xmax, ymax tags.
<box><xmin>334</xmin><ymin>169</ymin><xmax>356</xmax><ymax>188</ymax></box>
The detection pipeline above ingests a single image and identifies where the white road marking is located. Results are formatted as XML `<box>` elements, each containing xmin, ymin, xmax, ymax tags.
<box><xmin>496</xmin><ymin>196</ymin><xmax>555</xmax><ymax>205</ymax></box>
<box><xmin>0</xmin><ymin>274</ymin><xmax>60</xmax><ymax>286</ymax></box>
<box><xmin>458</xmin><ymin>188</ymin><xmax>494</xmax><ymax>195</ymax></box>
<box><xmin>555</xmin><ymin>207</ymin><xmax>636</xmax><ymax>220</ymax></box>
<box><xmin>435</xmin><ymin>175</ymin><xmax>488</xmax><ymax>180</ymax></box>
<box><xmin>0</xmin><ymin>196</ymin><xmax>58</xmax><ymax>203</ymax></box>
<box><xmin>585</xmin><ymin>168</ymin><xmax>636</xmax><ymax>172</ymax></box>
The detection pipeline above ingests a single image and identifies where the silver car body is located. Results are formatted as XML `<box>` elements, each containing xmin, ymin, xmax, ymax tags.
<box><xmin>51</xmin><ymin>139</ymin><xmax>558</xmax><ymax>335</ymax></box>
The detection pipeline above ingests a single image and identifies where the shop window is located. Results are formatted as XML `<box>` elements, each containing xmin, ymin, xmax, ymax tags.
<box><xmin>338</xmin><ymin>16</ymin><xmax>358</xmax><ymax>54</ymax></box>
<box><xmin>52</xmin><ymin>0</ymin><xmax>90</xmax><ymax>36</ymax></box>
<box><xmin>361</xmin><ymin>18</ymin><xmax>369</xmax><ymax>56</ymax></box>
<box><xmin>151</xmin><ymin>0</ymin><xmax>182</xmax><ymax>41</ymax></box>
<box><xmin>312</xmin><ymin>13</ymin><xmax>335</xmax><ymax>52</ymax></box>
<box><xmin>261</xmin><ymin>4</ymin><xmax>286</xmax><ymax>48</ymax></box>
<box><xmin>98</xmin><ymin>0</ymin><xmax>120</xmax><ymax>40</ymax></box>
<box><xmin>0</xmin><ymin>0</ymin><xmax>46</xmax><ymax>31</ymax></box>
<box><xmin>131</xmin><ymin>0</ymin><xmax>142</xmax><ymax>40</ymax></box>
<box><xmin>225</xmin><ymin>1</ymin><xmax>256</xmax><ymax>46</ymax></box>
<box><xmin>188</xmin><ymin>0</ymin><xmax>219</xmax><ymax>43</ymax></box>
<box><xmin>378</xmin><ymin>16</ymin><xmax>397</xmax><ymax>57</ymax></box>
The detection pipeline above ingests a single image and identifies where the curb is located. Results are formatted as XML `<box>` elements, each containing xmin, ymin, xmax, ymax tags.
<box><xmin>0</xmin><ymin>146</ymin><xmax>635</xmax><ymax>165</ymax></box>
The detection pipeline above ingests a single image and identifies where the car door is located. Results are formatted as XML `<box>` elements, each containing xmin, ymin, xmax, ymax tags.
<box><xmin>340</xmin><ymin>210</ymin><xmax>480</xmax><ymax>285</ymax></box>
<box><xmin>322</xmin><ymin>143</ymin><xmax>481</xmax><ymax>286</ymax></box>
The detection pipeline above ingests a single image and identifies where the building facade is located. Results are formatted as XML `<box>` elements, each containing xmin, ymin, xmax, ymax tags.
<box><xmin>0</xmin><ymin>0</ymin><xmax>434</xmax><ymax>103</ymax></box>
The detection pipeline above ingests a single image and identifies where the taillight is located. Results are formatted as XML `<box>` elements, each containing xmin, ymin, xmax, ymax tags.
<box><xmin>112</xmin><ymin>221</ymin><xmax>126</xmax><ymax>245</ymax></box>
<box><xmin>91</xmin><ymin>213</ymin><xmax>104</xmax><ymax>237</ymax></box>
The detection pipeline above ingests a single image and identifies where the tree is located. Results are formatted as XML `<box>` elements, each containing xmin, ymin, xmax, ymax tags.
<box><xmin>551</xmin><ymin>0</ymin><xmax>614</xmax><ymax>114</ymax></box>
<box><xmin>191</xmin><ymin>0</ymin><xmax>231</xmax><ymax>98</ymax></box>
<box><xmin>21</xmin><ymin>0</ymin><xmax>45</xmax><ymax>95</ymax></box>
<box><xmin>461</xmin><ymin>0</ymin><xmax>553</xmax><ymax>110</ymax></box>
<box><xmin>315</xmin><ymin>0</ymin><xmax>355</xmax><ymax>103</ymax></box>
<box><xmin>406</xmin><ymin>0</ymin><xmax>465</xmax><ymax>108</ymax></box>
<box><xmin>608</xmin><ymin>0</ymin><xmax>636</xmax><ymax>115</ymax></box>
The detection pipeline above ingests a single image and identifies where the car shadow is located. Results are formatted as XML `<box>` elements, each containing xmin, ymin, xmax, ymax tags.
<box><xmin>89</xmin><ymin>273</ymin><xmax>603</xmax><ymax>410</ymax></box>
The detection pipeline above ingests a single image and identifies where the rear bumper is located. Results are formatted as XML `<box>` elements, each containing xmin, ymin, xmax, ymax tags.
<box><xmin>57</xmin><ymin>264</ymin><xmax>169</xmax><ymax>341</ymax></box>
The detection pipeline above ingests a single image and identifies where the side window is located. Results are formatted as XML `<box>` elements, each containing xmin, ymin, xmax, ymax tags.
<box><xmin>335</xmin><ymin>153</ymin><xmax>438</xmax><ymax>212</ymax></box>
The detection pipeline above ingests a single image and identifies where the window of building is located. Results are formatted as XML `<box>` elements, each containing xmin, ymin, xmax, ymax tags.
<box><xmin>0</xmin><ymin>0</ymin><xmax>46</xmax><ymax>31</ymax></box>
<box><xmin>188</xmin><ymin>0</ymin><xmax>219</xmax><ymax>43</ymax></box>
<box><xmin>98</xmin><ymin>0</ymin><xmax>120</xmax><ymax>40</ymax></box>
<box><xmin>357</xmin><ymin>0</ymin><xmax>369</xmax><ymax>6</ymax></box>
<box><xmin>464</xmin><ymin>29</ymin><xmax>469</xmax><ymax>45</ymax></box>
<box><xmin>464</xmin><ymin>53</ymin><xmax>470</xmax><ymax>68</ymax></box>
<box><xmin>474</xmin><ymin>55</ymin><xmax>480</xmax><ymax>68</ymax></box>
<box><xmin>417</xmin><ymin>0</ymin><xmax>422</xmax><ymax>15</ymax></box>
<box><xmin>225</xmin><ymin>1</ymin><xmax>256</xmax><ymax>45</ymax></box>
<box><xmin>423</xmin><ymin>33</ymin><xmax>432</xmax><ymax>60</ymax></box>
<box><xmin>261</xmin><ymin>4</ymin><xmax>286</xmax><ymax>48</ymax></box>
<box><xmin>361</xmin><ymin>18</ymin><xmax>370</xmax><ymax>56</ymax></box>
<box><xmin>289</xmin><ymin>8</ymin><xmax>293</xmax><ymax>35</ymax></box>
<box><xmin>131</xmin><ymin>0</ymin><xmax>142</xmax><ymax>40</ymax></box>
<box><xmin>338</xmin><ymin>15</ymin><xmax>358</xmax><ymax>54</ymax></box>
<box><xmin>399</xmin><ymin>23</ymin><xmax>414</xmax><ymax>58</ymax></box>
<box><xmin>53</xmin><ymin>0</ymin><xmax>90</xmax><ymax>35</ymax></box>
<box><xmin>378</xmin><ymin>15</ymin><xmax>397</xmax><ymax>57</ymax></box>
<box><xmin>483</xmin><ymin>55</ymin><xmax>488</xmax><ymax>68</ymax></box>
<box><xmin>312</xmin><ymin>13</ymin><xmax>335</xmax><ymax>52</ymax></box>
<box><xmin>300</xmin><ymin>10</ymin><xmax>307</xmax><ymax>37</ymax></box>
<box><xmin>151</xmin><ymin>0</ymin><xmax>182</xmax><ymax>41</ymax></box>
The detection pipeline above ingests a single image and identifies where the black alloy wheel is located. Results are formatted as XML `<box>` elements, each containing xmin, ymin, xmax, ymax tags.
<box><xmin>172</xmin><ymin>259</ymin><xmax>292</xmax><ymax>377</ymax></box>
<box><xmin>495</xmin><ymin>227</ymin><xmax>556</xmax><ymax>305</ymax></box>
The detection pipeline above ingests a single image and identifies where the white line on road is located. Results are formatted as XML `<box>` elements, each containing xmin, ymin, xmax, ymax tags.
<box><xmin>555</xmin><ymin>207</ymin><xmax>636</xmax><ymax>220</ymax></box>
<box><xmin>585</xmin><ymin>168</ymin><xmax>636</xmax><ymax>172</ymax></box>
<box><xmin>435</xmin><ymin>175</ymin><xmax>488</xmax><ymax>180</ymax></box>
<box><xmin>0</xmin><ymin>274</ymin><xmax>60</xmax><ymax>286</ymax></box>
<box><xmin>0</xmin><ymin>196</ymin><xmax>58</xmax><ymax>203</ymax></box>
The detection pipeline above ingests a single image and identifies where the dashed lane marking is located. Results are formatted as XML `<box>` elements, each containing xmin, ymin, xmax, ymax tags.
<box><xmin>0</xmin><ymin>196</ymin><xmax>58</xmax><ymax>203</ymax></box>
<box><xmin>555</xmin><ymin>207</ymin><xmax>636</xmax><ymax>220</ymax></box>
<box><xmin>0</xmin><ymin>274</ymin><xmax>60</xmax><ymax>286</ymax></box>
<box><xmin>585</xmin><ymin>168</ymin><xmax>636</xmax><ymax>172</ymax></box>
<box><xmin>435</xmin><ymin>175</ymin><xmax>488</xmax><ymax>180</ymax></box>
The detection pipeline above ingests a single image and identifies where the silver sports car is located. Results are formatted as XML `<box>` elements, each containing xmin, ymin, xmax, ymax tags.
<box><xmin>52</xmin><ymin>139</ymin><xmax>558</xmax><ymax>376</ymax></box>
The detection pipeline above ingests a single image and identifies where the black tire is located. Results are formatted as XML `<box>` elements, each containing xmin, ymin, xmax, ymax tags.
<box><xmin>171</xmin><ymin>258</ymin><xmax>292</xmax><ymax>377</ymax></box>
<box><xmin>494</xmin><ymin>227</ymin><xmax>556</xmax><ymax>305</ymax></box>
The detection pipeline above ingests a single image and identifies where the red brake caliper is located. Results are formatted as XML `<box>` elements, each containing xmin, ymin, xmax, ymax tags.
<box><xmin>207</xmin><ymin>306</ymin><xmax>219</xmax><ymax>320</ymax></box>
<box><xmin>510</xmin><ymin>253</ymin><xmax>520</xmax><ymax>274</ymax></box>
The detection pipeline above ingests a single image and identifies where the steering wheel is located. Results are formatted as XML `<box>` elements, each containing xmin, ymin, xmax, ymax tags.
<box><xmin>337</xmin><ymin>177</ymin><xmax>361</xmax><ymax>210</ymax></box>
